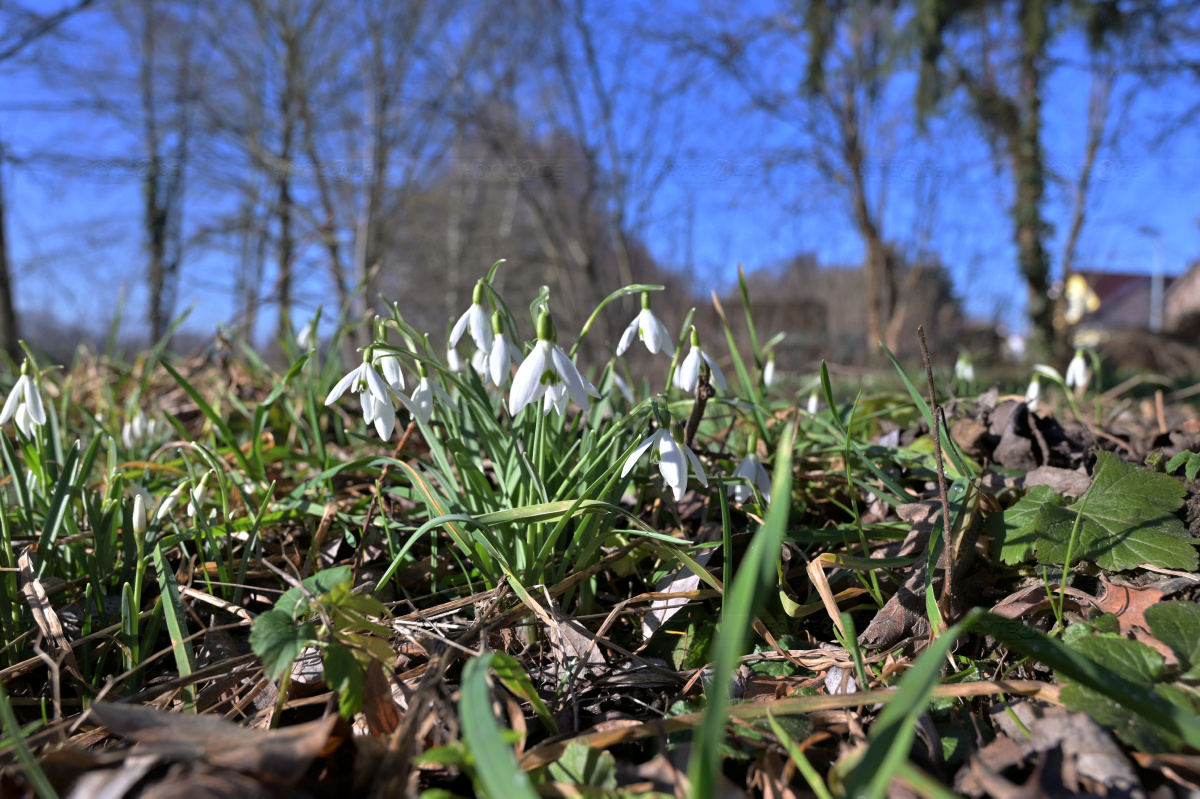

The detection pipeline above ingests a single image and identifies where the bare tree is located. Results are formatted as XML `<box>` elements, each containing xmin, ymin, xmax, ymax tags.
<box><xmin>666</xmin><ymin>1</ymin><xmax>911</xmax><ymax>353</ymax></box>
<box><xmin>0</xmin><ymin>0</ymin><xmax>97</xmax><ymax>358</ymax></box>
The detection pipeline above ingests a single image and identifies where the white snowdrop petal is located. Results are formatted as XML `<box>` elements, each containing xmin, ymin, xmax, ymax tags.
<box><xmin>450</xmin><ymin>309</ymin><xmax>472</xmax><ymax>348</ymax></box>
<box><xmin>509</xmin><ymin>342</ymin><xmax>550</xmax><ymax>416</ymax></box>
<box><xmin>622</xmin><ymin>430</ymin><xmax>661</xmax><ymax>477</ymax></box>
<box><xmin>657</xmin><ymin>433</ymin><xmax>687</xmax><ymax>500</ymax></box>
<box><xmin>379</xmin><ymin>355</ymin><xmax>405</xmax><ymax>391</ymax></box>
<box><xmin>372</xmin><ymin>396</ymin><xmax>396</xmax><ymax>440</ymax></box>
<box><xmin>684</xmin><ymin>444</ymin><xmax>708</xmax><ymax>487</ymax></box>
<box><xmin>15</xmin><ymin>404</ymin><xmax>31</xmax><ymax>437</ymax></box>
<box><xmin>701</xmin><ymin>350</ymin><xmax>728</xmax><ymax>392</ymax></box>
<box><xmin>0</xmin><ymin>376</ymin><xmax>24</xmax><ymax>425</ymax></box>
<box><xmin>469</xmin><ymin>304</ymin><xmax>494</xmax><ymax>353</ymax></box>
<box><xmin>764</xmin><ymin>360</ymin><xmax>775</xmax><ymax>387</ymax></box>
<box><xmin>326</xmin><ymin>367</ymin><xmax>361</xmax><ymax>405</ymax></box>
<box><xmin>363</xmin><ymin>363</ymin><xmax>392</xmax><ymax>406</ymax></box>
<box><xmin>616</xmin><ymin>317</ymin><xmax>639</xmax><ymax>356</ymax></box>
<box><xmin>551</xmin><ymin>346</ymin><xmax>591</xmax><ymax>411</ymax></box>
<box><xmin>675</xmin><ymin>348</ymin><xmax>700</xmax><ymax>392</ymax></box>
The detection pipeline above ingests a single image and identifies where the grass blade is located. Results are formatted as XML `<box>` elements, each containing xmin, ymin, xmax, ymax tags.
<box><xmin>459</xmin><ymin>653</ymin><xmax>538</xmax><ymax>799</ymax></box>
<box><xmin>689</xmin><ymin>422</ymin><xmax>796</xmax><ymax>798</ymax></box>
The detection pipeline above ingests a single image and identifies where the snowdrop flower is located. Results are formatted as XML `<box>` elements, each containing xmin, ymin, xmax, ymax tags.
<box><xmin>807</xmin><ymin>389</ymin><xmax>820</xmax><ymax>415</ymax></box>
<box><xmin>729</xmin><ymin>439</ymin><xmax>771</xmax><ymax>504</ymax></box>
<box><xmin>122</xmin><ymin>409</ymin><xmax>162</xmax><ymax>450</ymax></box>
<box><xmin>0</xmin><ymin>362</ymin><xmax>46</xmax><ymax>437</ymax></box>
<box><xmin>325</xmin><ymin>355</ymin><xmax>399</xmax><ymax>439</ymax></box>
<box><xmin>187</xmin><ymin>471</ymin><xmax>213</xmax><ymax>518</ymax></box>
<box><xmin>621</xmin><ymin>424</ymin><xmax>708</xmax><ymax>502</ymax></box>
<box><xmin>132</xmin><ymin>492</ymin><xmax>148</xmax><ymax>537</ymax></box>
<box><xmin>487</xmin><ymin>311</ymin><xmax>522</xmax><ymax>387</ymax></box>
<box><xmin>156</xmin><ymin>481</ymin><xmax>188</xmax><ymax>521</ymax></box>
<box><xmin>1025</xmin><ymin>376</ymin><xmax>1041</xmax><ymax>412</ymax></box>
<box><xmin>297</xmin><ymin>319</ymin><xmax>316</xmax><ymax>350</ymax></box>
<box><xmin>674</xmin><ymin>329</ymin><xmax>727</xmax><ymax>393</ymax></box>
<box><xmin>955</xmin><ymin>352</ymin><xmax>974</xmax><ymax>384</ymax></box>
<box><xmin>508</xmin><ymin>311</ymin><xmax>599</xmax><ymax>416</ymax></box>
<box><xmin>406</xmin><ymin>365</ymin><xmax>454</xmax><ymax>424</ymax></box>
<box><xmin>616</xmin><ymin>292</ymin><xmax>674</xmax><ymax>357</ymax></box>
<box><xmin>1065</xmin><ymin>349</ymin><xmax>1088</xmax><ymax>390</ymax></box>
<box><xmin>450</xmin><ymin>281</ymin><xmax>494</xmax><ymax>354</ymax></box>
<box><xmin>763</xmin><ymin>353</ymin><xmax>776</xmax><ymax>387</ymax></box>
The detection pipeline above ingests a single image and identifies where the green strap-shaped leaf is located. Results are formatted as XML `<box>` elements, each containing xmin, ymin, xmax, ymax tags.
<box><xmin>460</xmin><ymin>653</ymin><xmax>538</xmax><ymax>799</ymax></box>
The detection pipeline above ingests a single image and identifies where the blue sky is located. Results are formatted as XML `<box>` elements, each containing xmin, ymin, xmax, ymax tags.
<box><xmin>2</xmin><ymin>3</ymin><xmax>1199</xmax><ymax>342</ymax></box>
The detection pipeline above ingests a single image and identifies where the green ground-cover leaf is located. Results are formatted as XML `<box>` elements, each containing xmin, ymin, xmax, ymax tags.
<box><xmin>1059</xmin><ymin>629</ymin><xmax>1200</xmax><ymax>752</ymax></box>
<box><xmin>1146</xmin><ymin>601</ymin><xmax>1200</xmax><ymax>678</ymax></box>
<box><xmin>250</xmin><ymin>610</ymin><xmax>318</xmax><ymax>681</ymax></box>
<box><xmin>989</xmin><ymin>452</ymin><xmax>1197</xmax><ymax>571</ymax></box>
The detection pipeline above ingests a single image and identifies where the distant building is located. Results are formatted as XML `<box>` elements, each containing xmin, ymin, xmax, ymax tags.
<box><xmin>1164</xmin><ymin>261</ymin><xmax>1200</xmax><ymax>337</ymax></box>
<box><xmin>1069</xmin><ymin>270</ymin><xmax>1177</xmax><ymax>339</ymax></box>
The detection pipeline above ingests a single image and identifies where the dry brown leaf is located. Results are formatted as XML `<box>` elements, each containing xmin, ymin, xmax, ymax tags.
<box><xmin>1094</xmin><ymin>577</ymin><xmax>1164</xmax><ymax>635</ymax></box>
<box><xmin>362</xmin><ymin>660</ymin><xmax>402</xmax><ymax>736</ymax></box>
<box><xmin>88</xmin><ymin>703</ymin><xmax>337</xmax><ymax>786</ymax></box>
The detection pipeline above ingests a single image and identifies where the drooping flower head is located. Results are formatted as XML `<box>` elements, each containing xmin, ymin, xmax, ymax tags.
<box><xmin>325</xmin><ymin>349</ymin><xmax>400</xmax><ymax>439</ymax></box>
<box><xmin>487</xmin><ymin>311</ymin><xmax>522</xmax><ymax>388</ymax></box>
<box><xmin>729</xmin><ymin>435</ymin><xmax>771</xmax><ymax>504</ymax></box>
<box><xmin>0</xmin><ymin>360</ymin><xmax>46</xmax><ymax>437</ymax></box>
<box><xmin>450</xmin><ymin>281</ymin><xmax>494</xmax><ymax>354</ymax></box>
<box><xmin>955</xmin><ymin>351</ymin><xmax>974</xmax><ymax>384</ymax></box>
<box><xmin>406</xmin><ymin>363</ymin><xmax>454</xmax><ymax>424</ymax></box>
<box><xmin>806</xmin><ymin>389</ymin><xmax>820</xmax><ymax>415</ymax></box>
<box><xmin>509</xmin><ymin>310</ymin><xmax>599</xmax><ymax>416</ymax></box>
<box><xmin>122</xmin><ymin>408</ymin><xmax>163</xmax><ymax>450</ymax></box>
<box><xmin>1065</xmin><ymin>349</ymin><xmax>1089</xmax><ymax>390</ymax></box>
<box><xmin>1025</xmin><ymin>375</ymin><xmax>1041</xmax><ymax>412</ymax></box>
<box><xmin>622</xmin><ymin>420</ymin><xmax>708</xmax><ymax>502</ymax></box>
<box><xmin>674</xmin><ymin>328</ymin><xmax>727</xmax><ymax>394</ymax></box>
<box><xmin>763</xmin><ymin>352</ymin><xmax>776</xmax><ymax>387</ymax></box>
<box><xmin>616</xmin><ymin>292</ymin><xmax>674</xmax><ymax>357</ymax></box>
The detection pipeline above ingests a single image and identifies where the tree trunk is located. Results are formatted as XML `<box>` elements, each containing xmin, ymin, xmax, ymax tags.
<box><xmin>0</xmin><ymin>149</ymin><xmax>21</xmax><ymax>360</ymax></box>
<box><xmin>1013</xmin><ymin>0</ymin><xmax>1054</xmax><ymax>356</ymax></box>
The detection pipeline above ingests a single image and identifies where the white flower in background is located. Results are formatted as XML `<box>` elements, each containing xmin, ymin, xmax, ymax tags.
<box><xmin>446</xmin><ymin>347</ymin><xmax>465</xmax><ymax>373</ymax></box>
<box><xmin>1065</xmin><ymin>349</ymin><xmax>1089</xmax><ymax>390</ymax></box>
<box><xmin>622</xmin><ymin>425</ymin><xmax>708</xmax><ymax>502</ymax></box>
<box><xmin>509</xmin><ymin>311</ymin><xmax>599</xmax><ymax>416</ymax></box>
<box><xmin>376</xmin><ymin>354</ymin><xmax>405</xmax><ymax>394</ymax></box>
<box><xmin>730</xmin><ymin>444</ymin><xmax>771</xmax><ymax>504</ymax></box>
<box><xmin>187</xmin><ymin>471</ymin><xmax>213</xmax><ymax>518</ymax></box>
<box><xmin>0</xmin><ymin>362</ymin><xmax>46</xmax><ymax>437</ymax></box>
<box><xmin>954</xmin><ymin>352</ymin><xmax>974</xmax><ymax>383</ymax></box>
<box><xmin>487</xmin><ymin>311</ymin><xmax>522</xmax><ymax>387</ymax></box>
<box><xmin>807</xmin><ymin>389</ymin><xmax>820</xmax><ymax>415</ymax></box>
<box><xmin>763</xmin><ymin>353</ymin><xmax>776</xmax><ymax>387</ymax></box>
<box><xmin>450</xmin><ymin>281</ymin><xmax>494</xmax><ymax>354</ymax></box>
<box><xmin>612</xmin><ymin>372</ymin><xmax>634</xmax><ymax>403</ymax></box>
<box><xmin>406</xmin><ymin>366</ymin><xmax>454</xmax><ymax>424</ymax></box>
<box><xmin>616</xmin><ymin>292</ymin><xmax>674</xmax><ymax>357</ymax></box>
<box><xmin>674</xmin><ymin>329</ymin><xmax>727</xmax><ymax>393</ymax></box>
<box><xmin>156</xmin><ymin>481</ymin><xmax>188</xmax><ymax>521</ymax></box>
<box><xmin>1025</xmin><ymin>376</ymin><xmax>1041</xmax><ymax>412</ymax></box>
<box><xmin>471</xmin><ymin>348</ymin><xmax>488</xmax><ymax>377</ymax></box>
<box><xmin>132</xmin><ymin>492</ymin><xmax>147</xmax><ymax>537</ymax></box>
<box><xmin>122</xmin><ymin>409</ymin><xmax>163</xmax><ymax>450</ymax></box>
<box><xmin>297</xmin><ymin>319</ymin><xmax>316</xmax><ymax>350</ymax></box>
